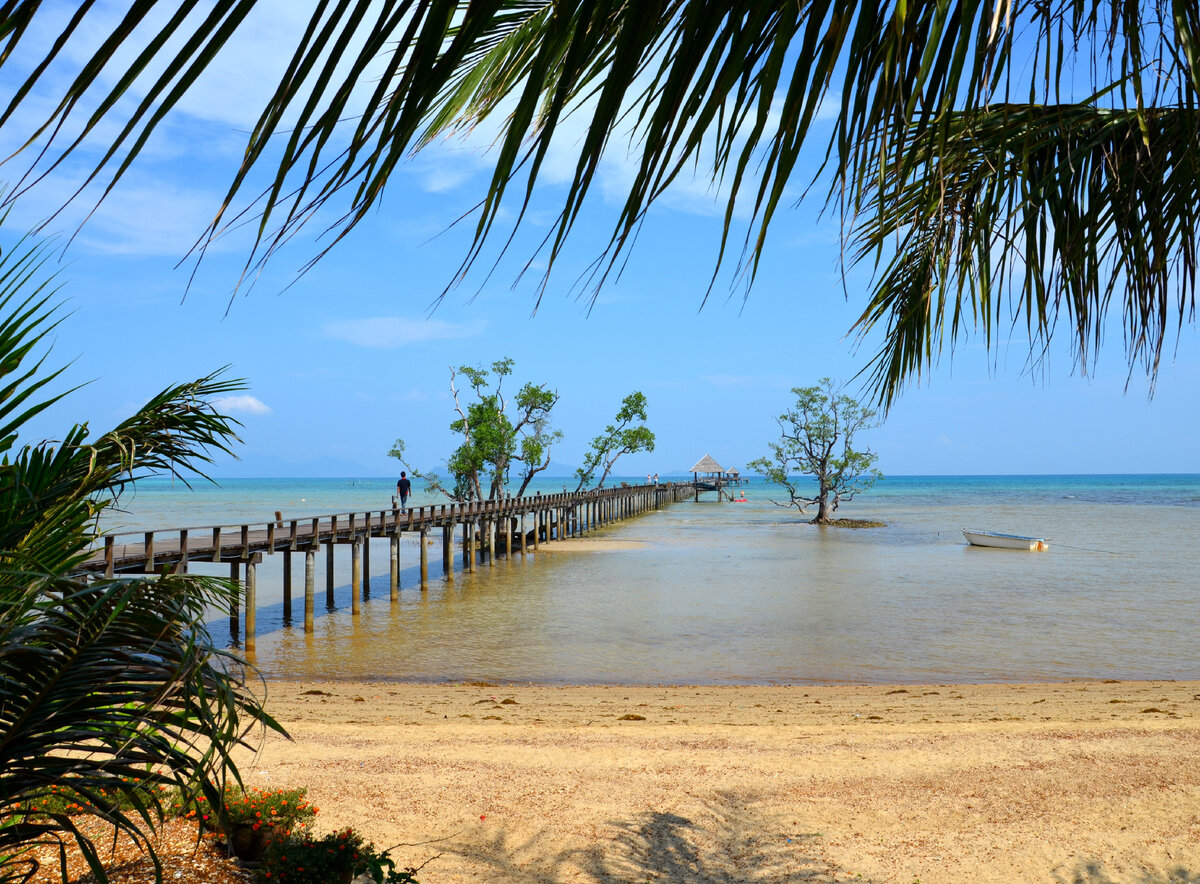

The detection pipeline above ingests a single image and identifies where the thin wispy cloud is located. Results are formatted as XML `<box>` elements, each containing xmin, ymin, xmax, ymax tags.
<box><xmin>703</xmin><ymin>374</ymin><xmax>755</xmax><ymax>388</ymax></box>
<box><xmin>323</xmin><ymin>316</ymin><xmax>486</xmax><ymax>348</ymax></box>
<box><xmin>212</xmin><ymin>394</ymin><xmax>272</xmax><ymax>415</ymax></box>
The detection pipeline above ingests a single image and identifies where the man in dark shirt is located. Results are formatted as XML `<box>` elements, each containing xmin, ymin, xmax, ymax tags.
<box><xmin>396</xmin><ymin>472</ymin><xmax>412</xmax><ymax>512</ymax></box>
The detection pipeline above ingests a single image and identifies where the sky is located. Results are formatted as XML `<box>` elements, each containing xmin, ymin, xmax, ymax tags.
<box><xmin>3</xmin><ymin>2</ymin><xmax>1197</xmax><ymax>479</ymax></box>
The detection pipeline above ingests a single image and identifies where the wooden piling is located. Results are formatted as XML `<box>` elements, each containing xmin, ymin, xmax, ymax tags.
<box><xmin>228</xmin><ymin>559</ymin><xmax>239</xmax><ymax>627</ymax></box>
<box><xmin>362</xmin><ymin>530</ymin><xmax>370</xmax><ymax>598</ymax></box>
<box><xmin>419</xmin><ymin>528</ymin><xmax>428</xmax><ymax>587</ymax></box>
<box><xmin>282</xmin><ymin>549</ymin><xmax>292</xmax><ymax>621</ymax></box>
<box><xmin>326</xmin><ymin>521</ymin><xmax>336</xmax><ymax>606</ymax></box>
<box><xmin>351</xmin><ymin>538</ymin><xmax>362</xmax><ymax>615</ymax></box>
<box><xmin>442</xmin><ymin>524</ymin><xmax>453</xmax><ymax>578</ymax></box>
<box><xmin>245</xmin><ymin>555</ymin><xmax>257</xmax><ymax>648</ymax></box>
<box><xmin>175</xmin><ymin>529</ymin><xmax>188</xmax><ymax>574</ymax></box>
<box><xmin>304</xmin><ymin>545</ymin><xmax>316</xmax><ymax>632</ymax></box>
<box><xmin>390</xmin><ymin>533</ymin><xmax>400</xmax><ymax>601</ymax></box>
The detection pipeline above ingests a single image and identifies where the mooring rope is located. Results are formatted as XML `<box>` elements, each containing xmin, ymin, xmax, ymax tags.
<box><xmin>1050</xmin><ymin>542</ymin><xmax>1132</xmax><ymax>557</ymax></box>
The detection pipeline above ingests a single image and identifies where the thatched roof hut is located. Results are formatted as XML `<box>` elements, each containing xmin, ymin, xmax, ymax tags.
<box><xmin>689</xmin><ymin>454</ymin><xmax>725</xmax><ymax>475</ymax></box>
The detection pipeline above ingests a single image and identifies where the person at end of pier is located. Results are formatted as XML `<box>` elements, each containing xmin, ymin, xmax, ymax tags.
<box><xmin>397</xmin><ymin>472</ymin><xmax>412</xmax><ymax>513</ymax></box>
<box><xmin>647</xmin><ymin>474</ymin><xmax>651</xmax><ymax>485</ymax></box>
<box><xmin>653</xmin><ymin>473</ymin><xmax>658</xmax><ymax>485</ymax></box>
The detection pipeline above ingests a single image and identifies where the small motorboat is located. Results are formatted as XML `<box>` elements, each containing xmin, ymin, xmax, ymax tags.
<box><xmin>962</xmin><ymin>529</ymin><xmax>1048</xmax><ymax>551</ymax></box>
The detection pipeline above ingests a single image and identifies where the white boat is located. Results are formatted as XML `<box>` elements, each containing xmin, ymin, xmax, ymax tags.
<box><xmin>962</xmin><ymin>529</ymin><xmax>1048</xmax><ymax>551</ymax></box>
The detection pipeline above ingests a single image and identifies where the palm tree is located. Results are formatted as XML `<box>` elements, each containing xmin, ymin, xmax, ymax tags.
<box><xmin>0</xmin><ymin>230</ymin><xmax>284</xmax><ymax>883</ymax></box>
<box><xmin>0</xmin><ymin>1</ymin><xmax>1196</xmax><ymax>405</ymax></box>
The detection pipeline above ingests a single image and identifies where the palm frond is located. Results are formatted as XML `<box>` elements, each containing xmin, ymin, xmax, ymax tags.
<box><xmin>851</xmin><ymin>103</ymin><xmax>1199</xmax><ymax>407</ymax></box>
<box><xmin>0</xmin><ymin>225</ymin><xmax>279</xmax><ymax>883</ymax></box>
<box><xmin>0</xmin><ymin>571</ymin><xmax>281</xmax><ymax>882</ymax></box>
<box><xmin>1</xmin><ymin>1</ymin><xmax>1196</xmax><ymax>401</ymax></box>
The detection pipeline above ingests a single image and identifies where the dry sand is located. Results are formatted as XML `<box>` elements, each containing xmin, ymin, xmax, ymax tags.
<box><xmin>232</xmin><ymin>679</ymin><xmax>1200</xmax><ymax>883</ymax></box>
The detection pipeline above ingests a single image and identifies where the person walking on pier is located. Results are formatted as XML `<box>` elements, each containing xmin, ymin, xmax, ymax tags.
<box><xmin>396</xmin><ymin>472</ymin><xmax>412</xmax><ymax>512</ymax></box>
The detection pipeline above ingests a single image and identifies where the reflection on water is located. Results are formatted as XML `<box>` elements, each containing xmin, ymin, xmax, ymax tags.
<box><xmin>203</xmin><ymin>487</ymin><xmax>1199</xmax><ymax>684</ymax></box>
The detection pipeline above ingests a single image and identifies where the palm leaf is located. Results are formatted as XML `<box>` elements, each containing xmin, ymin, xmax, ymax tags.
<box><xmin>0</xmin><ymin>227</ymin><xmax>282</xmax><ymax>883</ymax></box>
<box><xmin>1</xmin><ymin>1</ymin><xmax>1196</xmax><ymax>402</ymax></box>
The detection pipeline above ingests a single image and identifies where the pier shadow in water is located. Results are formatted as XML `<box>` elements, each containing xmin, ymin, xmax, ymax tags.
<box><xmin>220</xmin><ymin>558</ymin><xmax>438</xmax><ymax>650</ymax></box>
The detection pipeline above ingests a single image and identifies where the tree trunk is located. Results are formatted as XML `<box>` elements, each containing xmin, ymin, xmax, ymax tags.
<box><xmin>813</xmin><ymin>484</ymin><xmax>832</xmax><ymax>523</ymax></box>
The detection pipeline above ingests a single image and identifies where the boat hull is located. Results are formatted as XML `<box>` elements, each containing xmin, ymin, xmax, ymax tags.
<box><xmin>962</xmin><ymin>529</ymin><xmax>1048</xmax><ymax>551</ymax></box>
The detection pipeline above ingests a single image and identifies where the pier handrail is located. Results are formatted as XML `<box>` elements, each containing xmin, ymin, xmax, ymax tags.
<box><xmin>81</xmin><ymin>481</ymin><xmax>693</xmax><ymax>577</ymax></box>
<box><xmin>92</xmin><ymin>482</ymin><xmax>685</xmax><ymax>543</ymax></box>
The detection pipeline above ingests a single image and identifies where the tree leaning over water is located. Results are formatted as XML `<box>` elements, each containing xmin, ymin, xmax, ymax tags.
<box><xmin>2</xmin><ymin>2</ymin><xmax>1198</xmax><ymax>404</ymax></box>
<box><xmin>0</xmin><ymin>232</ymin><xmax>283</xmax><ymax>883</ymax></box>
<box><xmin>748</xmin><ymin>379</ymin><xmax>881</xmax><ymax>524</ymax></box>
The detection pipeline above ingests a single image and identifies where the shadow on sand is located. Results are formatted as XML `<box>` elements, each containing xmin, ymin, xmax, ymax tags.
<box><xmin>1053</xmin><ymin>862</ymin><xmax>1198</xmax><ymax>884</ymax></box>
<box><xmin>446</xmin><ymin>794</ymin><xmax>858</xmax><ymax>883</ymax></box>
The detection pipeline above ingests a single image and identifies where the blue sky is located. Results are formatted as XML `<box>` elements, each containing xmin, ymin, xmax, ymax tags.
<box><xmin>4</xmin><ymin>2</ymin><xmax>1197</xmax><ymax>478</ymax></box>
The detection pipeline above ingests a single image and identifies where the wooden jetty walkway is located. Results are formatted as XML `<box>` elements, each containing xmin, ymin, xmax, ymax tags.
<box><xmin>79</xmin><ymin>482</ymin><xmax>695</xmax><ymax>646</ymax></box>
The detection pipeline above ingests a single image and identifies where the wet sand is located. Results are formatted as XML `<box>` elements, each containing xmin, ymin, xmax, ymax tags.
<box><xmin>232</xmin><ymin>679</ymin><xmax>1200</xmax><ymax>883</ymax></box>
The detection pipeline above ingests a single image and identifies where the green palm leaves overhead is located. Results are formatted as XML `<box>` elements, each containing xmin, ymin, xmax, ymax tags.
<box><xmin>2</xmin><ymin>1</ymin><xmax>1197</xmax><ymax>404</ymax></box>
<box><xmin>0</xmin><ymin>232</ymin><xmax>283</xmax><ymax>883</ymax></box>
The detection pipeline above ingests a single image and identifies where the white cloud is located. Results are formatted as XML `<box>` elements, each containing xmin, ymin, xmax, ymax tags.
<box><xmin>323</xmin><ymin>316</ymin><xmax>486</xmax><ymax>348</ymax></box>
<box><xmin>212</xmin><ymin>394</ymin><xmax>272</xmax><ymax>415</ymax></box>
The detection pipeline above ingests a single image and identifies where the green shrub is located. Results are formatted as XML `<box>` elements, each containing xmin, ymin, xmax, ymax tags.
<box><xmin>258</xmin><ymin>828</ymin><xmax>419</xmax><ymax>883</ymax></box>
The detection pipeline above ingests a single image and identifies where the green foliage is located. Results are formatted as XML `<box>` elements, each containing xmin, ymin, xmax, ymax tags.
<box><xmin>747</xmin><ymin>379</ymin><xmax>881</xmax><ymax>523</ymax></box>
<box><xmin>17</xmin><ymin>781</ymin><xmax>184</xmax><ymax>821</ymax></box>
<box><xmin>391</xmin><ymin>359</ymin><xmax>559</xmax><ymax>501</ymax></box>
<box><xmin>258</xmin><ymin>827</ymin><xmax>419</xmax><ymax>884</ymax></box>
<box><xmin>573</xmin><ymin>392</ymin><xmax>655</xmax><ymax>492</ymax></box>
<box><xmin>0</xmin><ymin>232</ymin><xmax>285</xmax><ymax>884</ymax></box>
<box><xmin>2</xmin><ymin>3</ymin><xmax>1196</xmax><ymax>403</ymax></box>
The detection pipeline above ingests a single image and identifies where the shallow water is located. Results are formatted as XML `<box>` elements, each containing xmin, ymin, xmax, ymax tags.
<box><xmin>113</xmin><ymin>475</ymin><xmax>1200</xmax><ymax>684</ymax></box>
<box><xmin>108</xmin><ymin>474</ymin><xmax>1195</xmax><ymax>681</ymax></box>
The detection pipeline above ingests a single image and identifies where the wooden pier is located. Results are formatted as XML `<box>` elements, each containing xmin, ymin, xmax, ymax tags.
<box><xmin>78</xmin><ymin>482</ymin><xmax>694</xmax><ymax>646</ymax></box>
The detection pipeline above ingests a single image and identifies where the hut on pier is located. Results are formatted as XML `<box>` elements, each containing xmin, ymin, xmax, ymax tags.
<box><xmin>690</xmin><ymin>454</ymin><xmax>729</xmax><ymax>500</ymax></box>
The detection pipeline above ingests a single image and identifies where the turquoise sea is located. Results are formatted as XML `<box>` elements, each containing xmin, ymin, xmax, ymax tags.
<box><xmin>103</xmin><ymin>474</ymin><xmax>1200</xmax><ymax>685</ymax></box>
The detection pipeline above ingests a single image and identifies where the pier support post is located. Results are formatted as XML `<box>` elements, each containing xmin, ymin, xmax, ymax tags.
<box><xmin>176</xmin><ymin>529</ymin><xmax>188</xmax><ymax>575</ymax></box>
<box><xmin>228</xmin><ymin>560</ymin><xmax>239</xmax><ymax>623</ymax></box>
<box><xmin>468</xmin><ymin>522</ymin><xmax>477</xmax><ymax>572</ymax></box>
<box><xmin>245</xmin><ymin>555</ymin><xmax>258</xmax><ymax>649</ymax></box>
<box><xmin>282</xmin><ymin>549</ymin><xmax>292</xmax><ymax>621</ymax></box>
<box><xmin>304</xmin><ymin>546</ymin><xmax>316</xmax><ymax>632</ymax></box>
<box><xmin>351</xmin><ymin>538</ymin><xmax>362</xmax><ymax>615</ymax></box>
<box><xmin>442</xmin><ymin>525</ymin><xmax>453</xmax><ymax>578</ymax></box>
<box><xmin>362</xmin><ymin>534</ymin><xmax>370</xmax><ymax>598</ymax></box>
<box><xmin>390</xmin><ymin>534</ymin><xmax>400</xmax><ymax>601</ymax></box>
<box><xmin>326</xmin><ymin>537</ymin><xmax>335</xmax><ymax>607</ymax></box>
<box><xmin>419</xmin><ymin>528</ymin><xmax>429</xmax><ymax>587</ymax></box>
<box><xmin>519</xmin><ymin>512</ymin><xmax>526</xmax><ymax>554</ymax></box>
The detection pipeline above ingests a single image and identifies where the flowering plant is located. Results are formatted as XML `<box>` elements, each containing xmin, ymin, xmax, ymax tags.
<box><xmin>182</xmin><ymin>785</ymin><xmax>317</xmax><ymax>838</ymax></box>
<box><xmin>258</xmin><ymin>828</ymin><xmax>419</xmax><ymax>883</ymax></box>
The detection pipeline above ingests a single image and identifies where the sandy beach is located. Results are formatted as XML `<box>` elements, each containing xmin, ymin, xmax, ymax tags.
<box><xmin>228</xmin><ymin>678</ymin><xmax>1200</xmax><ymax>883</ymax></box>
